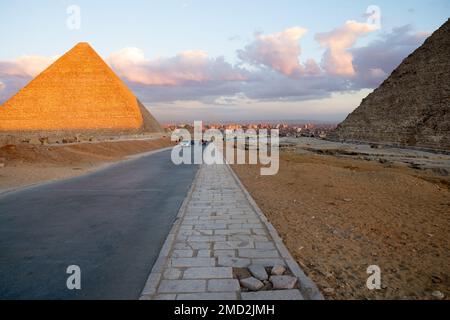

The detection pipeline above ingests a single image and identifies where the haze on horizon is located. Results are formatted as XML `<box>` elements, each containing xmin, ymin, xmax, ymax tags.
<box><xmin>0</xmin><ymin>0</ymin><xmax>448</xmax><ymax>123</ymax></box>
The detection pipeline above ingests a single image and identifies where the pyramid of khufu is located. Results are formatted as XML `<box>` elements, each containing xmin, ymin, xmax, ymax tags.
<box><xmin>0</xmin><ymin>42</ymin><xmax>164</xmax><ymax>143</ymax></box>
<box><xmin>331</xmin><ymin>19</ymin><xmax>450</xmax><ymax>151</ymax></box>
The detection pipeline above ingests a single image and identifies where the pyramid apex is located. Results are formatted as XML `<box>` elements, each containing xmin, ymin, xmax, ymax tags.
<box><xmin>74</xmin><ymin>42</ymin><xmax>92</xmax><ymax>48</ymax></box>
<box><xmin>67</xmin><ymin>42</ymin><xmax>98</xmax><ymax>57</ymax></box>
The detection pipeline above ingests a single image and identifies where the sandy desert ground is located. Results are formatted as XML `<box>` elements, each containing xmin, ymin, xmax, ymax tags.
<box><xmin>232</xmin><ymin>138</ymin><xmax>450</xmax><ymax>300</ymax></box>
<box><xmin>2</xmin><ymin>136</ymin><xmax>449</xmax><ymax>300</ymax></box>
<box><xmin>0</xmin><ymin>138</ymin><xmax>174</xmax><ymax>193</ymax></box>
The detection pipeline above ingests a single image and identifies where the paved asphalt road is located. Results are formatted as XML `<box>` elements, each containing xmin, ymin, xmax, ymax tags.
<box><xmin>0</xmin><ymin>148</ymin><xmax>198</xmax><ymax>300</ymax></box>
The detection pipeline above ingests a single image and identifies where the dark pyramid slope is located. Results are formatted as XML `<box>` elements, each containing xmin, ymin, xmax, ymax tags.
<box><xmin>332</xmin><ymin>19</ymin><xmax>450</xmax><ymax>151</ymax></box>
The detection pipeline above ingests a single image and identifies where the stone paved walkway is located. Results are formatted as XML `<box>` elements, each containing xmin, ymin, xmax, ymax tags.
<box><xmin>141</xmin><ymin>163</ymin><xmax>322</xmax><ymax>300</ymax></box>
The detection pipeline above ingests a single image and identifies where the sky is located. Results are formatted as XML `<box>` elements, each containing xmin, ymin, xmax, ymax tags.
<box><xmin>0</xmin><ymin>0</ymin><xmax>448</xmax><ymax>123</ymax></box>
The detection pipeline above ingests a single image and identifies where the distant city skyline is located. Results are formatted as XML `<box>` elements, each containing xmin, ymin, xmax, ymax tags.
<box><xmin>163</xmin><ymin>119</ymin><xmax>340</xmax><ymax>125</ymax></box>
<box><xmin>1</xmin><ymin>0</ymin><xmax>449</xmax><ymax>122</ymax></box>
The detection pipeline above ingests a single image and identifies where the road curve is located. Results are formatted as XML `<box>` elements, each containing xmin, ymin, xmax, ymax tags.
<box><xmin>0</xmin><ymin>148</ymin><xmax>198</xmax><ymax>300</ymax></box>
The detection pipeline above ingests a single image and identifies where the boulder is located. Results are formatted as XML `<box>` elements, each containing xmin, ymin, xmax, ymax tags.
<box><xmin>270</xmin><ymin>276</ymin><xmax>298</xmax><ymax>290</ymax></box>
<box><xmin>248</xmin><ymin>265</ymin><xmax>268</xmax><ymax>281</ymax></box>
<box><xmin>240</xmin><ymin>277</ymin><xmax>264</xmax><ymax>291</ymax></box>
<box><xmin>271</xmin><ymin>265</ymin><xmax>286</xmax><ymax>276</ymax></box>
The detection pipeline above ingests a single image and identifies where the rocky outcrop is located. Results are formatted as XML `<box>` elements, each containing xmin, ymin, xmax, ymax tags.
<box><xmin>332</xmin><ymin>19</ymin><xmax>450</xmax><ymax>151</ymax></box>
<box><xmin>0</xmin><ymin>42</ymin><xmax>164</xmax><ymax>141</ymax></box>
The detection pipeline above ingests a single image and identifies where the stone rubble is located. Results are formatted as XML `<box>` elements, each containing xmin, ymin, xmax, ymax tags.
<box><xmin>248</xmin><ymin>265</ymin><xmax>268</xmax><ymax>281</ymax></box>
<box><xmin>271</xmin><ymin>265</ymin><xmax>286</xmax><ymax>276</ymax></box>
<box><xmin>240</xmin><ymin>277</ymin><xmax>264</xmax><ymax>291</ymax></box>
<box><xmin>270</xmin><ymin>276</ymin><xmax>298</xmax><ymax>290</ymax></box>
<box><xmin>432</xmin><ymin>291</ymin><xmax>445</xmax><ymax>300</ymax></box>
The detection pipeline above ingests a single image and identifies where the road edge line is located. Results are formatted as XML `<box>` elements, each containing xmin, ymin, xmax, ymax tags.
<box><xmin>139</xmin><ymin>165</ymin><xmax>201</xmax><ymax>300</ymax></box>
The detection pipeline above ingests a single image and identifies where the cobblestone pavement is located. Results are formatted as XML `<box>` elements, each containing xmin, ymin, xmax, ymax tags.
<box><xmin>141</xmin><ymin>163</ymin><xmax>323</xmax><ymax>300</ymax></box>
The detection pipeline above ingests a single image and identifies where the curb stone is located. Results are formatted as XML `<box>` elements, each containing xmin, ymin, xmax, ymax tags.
<box><xmin>139</xmin><ymin>168</ymin><xmax>200</xmax><ymax>299</ymax></box>
<box><xmin>226</xmin><ymin>163</ymin><xmax>324</xmax><ymax>300</ymax></box>
<box><xmin>140</xmin><ymin>160</ymin><xmax>323</xmax><ymax>300</ymax></box>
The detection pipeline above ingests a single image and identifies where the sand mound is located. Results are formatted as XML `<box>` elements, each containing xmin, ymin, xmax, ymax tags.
<box><xmin>0</xmin><ymin>138</ymin><xmax>175</xmax><ymax>192</ymax></box>
<box><xmin>0</xmin><ymin>139</ymin><xmax>173</xmax><ymax>167</ymax></box>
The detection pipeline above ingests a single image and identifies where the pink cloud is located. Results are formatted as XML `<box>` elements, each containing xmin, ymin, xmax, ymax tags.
<box><xmin>304</xmin><ymin>58</ymin><xmax>321</xmax><ymax>75</ymax></box>
<box><xmin>108</xmin><ymin>47</ymin><xmax>245</xmax><ymax>85</ymax></box>
<box><xmin>350</xmin><ymin>25</ymin><xmax>429</xmax><ymax>88</ymax></box>
<box><xmin>0</xmin><ymin>55</ymin><xmax>57</xmax><ymax>103</ymax></box>
<box><xmin>315</xmin><ymin>21</ymin><xmax>377</xmax><ymax>76</ymax></box>
<box><xmin>0</xmin><ymin>55</ymin><xmax>56</xmax><ymax>78</ymax></box>
<box><xmin>0</xmin><ymin>22</ymin><xmax>431</xmax><ymax>106</ymax></box>
<box><xmin>238</xmin><ymin>27</ymin><xmax>312</xmax><ymax>76</ymax></box>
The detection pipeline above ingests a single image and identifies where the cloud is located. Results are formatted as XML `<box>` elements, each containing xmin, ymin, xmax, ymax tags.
<box><xmin>315</xmin><ymin>20</ymin><xmax>377</xmax><ymax>76</ymax></box>
<box><xmin>0</xmin><ymin>55</ymin><xmax>56</xmax><ymax>78</ymax></box>
<box><xmin>212</xmin><ymin>93</ymin><xmax>251</xmax><ymax>106</ymax></box>
<box><xmin>0</xmin><ymin>55</ymin><xmax>57</xmax><ymax>103</ymax></box>
<box><xmin>130</xmin><ymin>23</ymin><xmax>429</xmax><ymax>104</ymax></box>
<box><xmin>0</xmin><ymin>76</ymin><xmax>31</xmax><ymax>103</ymax></box>
<box><xmin>239</xmin><ymin>70</ymin><xmax>348</xmax><ymax>102</ymax></box>
<box><xmin>129</xmin><ymin>78</ymin><xmax>244</xmax><ymax>104</ymax></box>
<box><xmin>238</xmin><ymin>27</ymin><xmax>314</xmax><ymax>76</ymax></box>
<box><xmin>108</xmin><ymin>47</ymin><xmax>246</xmax><ymax>85</ymax></box>
<box><xmin>0</xmin><ymin>80</ymin><xmax>5</xmax><ymax>101</ymax></box>
<box><xmin>350</xmin><ymin>24</ymin><xmax>429</xmax><ymax>88</ymax></box>
<box><xmin>0</xmin><ymin>21</ymin><xmax>431</xmax><ymax>108</ymax></box>
<box><xmin>150</xmin><ymin>89</ymin><xmax>374</xmax><ymax>123</ymax></box>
